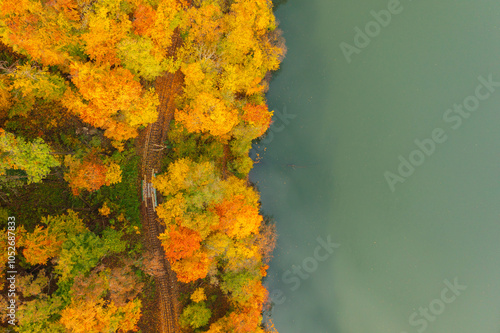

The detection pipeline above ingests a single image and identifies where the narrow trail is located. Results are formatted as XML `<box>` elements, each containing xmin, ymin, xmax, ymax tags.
<box><xmin>138</xmin><ymin>33</ymin><xmax>184</xmax><ymax>333</ymax></box>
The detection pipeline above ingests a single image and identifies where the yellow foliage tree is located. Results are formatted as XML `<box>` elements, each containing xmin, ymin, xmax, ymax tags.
<box><xmin>59</xmin><ymin>299</ymin><xmax>141</xmax><ymax>333</ymax></box>
<box><xmin>153</xmin><ymin>158</ymin><xmax>222</xmax><ymax>235</ymax></box>
<box><xmin>105</xmin><ymin>163</ymin><xmax>122</xmax><ymax>185</ymax></box>
<box><xmin>191</xmin><ymin>288</ymin><xmax>206</xmax><ymax>303</ymax></box>
<box><xmin>175</xmin><ymin>92</ymin><xmax>239</xmax><ymax>138</ymax></box>
<box><xmin>99</xmin><ymin>202</ymin><xmax>111</xmax><ymax>216</ymax></box>
<box><xmin>62</xmin><ymin>62</ymin><xmax>159</xmax><ymax>140</ymax></box>
<box><xmin>81</xmin><ymin>0</ymin><xmax>132</xmax><ymax>66</ymax></box>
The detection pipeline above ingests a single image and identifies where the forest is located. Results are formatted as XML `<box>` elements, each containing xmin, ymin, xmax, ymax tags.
<box><xmin>0</xmin><ymin>0</ymin><xmax>285</xmax><ymax>332</ymax></box>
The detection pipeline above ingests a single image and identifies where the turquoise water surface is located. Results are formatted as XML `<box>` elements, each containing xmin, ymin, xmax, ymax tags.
<box><xmin>251</xmin><ymin>1</ymin><xmax>500</xmax><ymax>332</ymax></box>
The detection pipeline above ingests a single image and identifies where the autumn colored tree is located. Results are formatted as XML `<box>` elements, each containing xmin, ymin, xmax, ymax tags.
<box><xmin>215</xmin><ymin>194</ymin><xmax>262</xmax><ymax>239</ymax></box>
<box><xmin>105</xmin><ymin>162</ymin><xmax>123</xmax><ymax>185</ymax></box>
<box><xmin>62</xmin><ymin>63</ymin><xmax>159</xmax><ymax>141</ymax></box>
<box><xmin>205</xmin><ymin>278</ymin><xmax>269</xmax><ymax>333</ymax></box>
<box><xmin>220</xmin><ymin>0</ymin><xmax>283</xmax><ymax>91</ymax></box>
<box><xmin>23</xmin><ymin>225</ymin><xmax>63</xmax><ymax>265</ymax></box>
<box><xmin>256</xmin><ymin>223</ymin><xmax>277</xmax><ymax>264</ymax></box>
<box><xmin>190</xmin><ymin>287</ymin><xmax>206</xmax><ymax>303</ymax></box>
<box><xmin>224</xmin><ymin>239</ymin><xmax>262</xmax><ymax>273</ymax></box>
<box><xmin>80</xmin><ymin>0</ymin><xmax>132</xmax><ymax>67</ymax></box>
<box><xmin>2</xmin><ymin>63</ymin><xmax>67</xmax><ymax>117</ymax></box>
<box><xmin>153</xmin><ymin>158</ymin><xmax>222</xmax><ymax>235</ymax></box>
<box><xmin>232</xmin><ymin>280</ymin><xmax>269</xmax><ymax>332</ymax></box>
<box><xmin>171</xmin><ymin>250</ymin><xmax>211</xmax><ymax>283</ymax></box>
<box><xmin>70</xmin><ymin>265</ymin><xmax>109</xmax><ymax>303</ymax></box>
<box><xmin>118</xmin><ymin>0</ymin><xmax>187</xmax><ymax>80</ymax></box>
<box><xmin>160</xmin><ymin>225</ymin><xmax>202</xmax><ymax>262</ymax></box>
<box><xmin>204</xmin><ymin>232</ymin><xmax>231</xmax><ymax>259</ymax></box>
<box><xmin>241</xmin><ymin>103</ymin><xmax>273</xmax><ymax>138</ymax></box>
<box><xmin>59</xmin><ymin>298</ymin><xmax>141</xmax><ymax>333</ymax></box>
<box><xmin>218</xmin><ymin>176</ymin><xmax>262</xmax><ymax>230</ymax></box>
<box><xmin>166</xmin><ymin>113</ymin><xmax>226</xmax><ymax>162</ymax></box>
<box><xmin>107</xmin><ymin>258</ymin><xmax>145</xmax><ymax>306</ymax></box>
<box><xmin>220</xmin><ymin>270</ymin><xmax>259</xmax><ymax>304</ymax></box>
<box><xmin>22</xmin><ymin>210</ymin><xmax>87</xmax><ymax>265</ymax></box>
<box><xmin>60</xmin><ymin>259</ymin><xmax>143</xmax><ymax>331</ymax></box>
<box><xmin>16</xmin><ymin>295</ymin><xmax>67</xmax><ymax>332</ymax></box>
<box><xmin>117</xmin><ymin>36</ymin><xmax>169</xmax><ymax>81</ymax></box>
<box><xmin>56</xmin><ymin>228</ymin><xmax>126</xmax><ymax>281</ymax></box>
<box><xmin>175</xmin><ymin>91</ymin><xmax>239</xmax><ymax>138</ymax></box>
<box><xmin>173</xmin><ymin>0</ymin><xmax>284</xmax><ymax>140</ymax></box>
<box><xmin>131</xmin><ymin>0</ymin><xmax>185</xmax><ymax>60</ymax></box>
<box><xmin>64</xmin><ymin>154</ymin><xmax>108</xmax><ymax>195</ymax></box>
<box><xmin>0</xmin><ymin>130</ymin><xmax>60</xmax><ymax>183</ymax></box>
<box><xmin>63</xmin><ymin>152</ymin><xmax>122</xmax><ymax>195</ymax></box>
<box><xmin>17</xmin><ymin>269</ymin><xmax>49</xmax><ymax>298</ymax></box>
<box><xmin>0</xmin><ymin>0</ymin><xmax>80</xmax><ymax>67</ymax></box>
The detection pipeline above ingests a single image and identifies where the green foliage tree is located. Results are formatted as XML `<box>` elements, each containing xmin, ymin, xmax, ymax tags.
<box><xmin>117</xmin><ymin>36</ymin><xmax>170</xmax><ymax>81</ymax></box>
<box><xmin>153</xmin><ymin>158</ymin><xmax>223</xmax><ymax>235</ymax></box>
<box><xmin>180</xmin><ymin>301</ymin><xmax>212</xmax><ymax>329</ymax></box>
<box><xmin>56</xmin><ymin>228</ymin><xmax>126</xmax><ymax>281</ymax></box>
<box><xmin>23</xmin><ymin>210</ymin><xmax>87</xmax><ymax>265</ymax></box>
<box><xmin>0</xmin><ymin>130</ymin><xmax>60</xmax><ymax>184</ymax></box>
<box><xmin>16</xmin><ymin>295</ymin><xmax>66</xmax><ymax>333</ymax></box>
<box><xmin>167</xmin><ymin>122</ymin><xmax>225</xmax><ymax>162</ymax></box>
<box><xmin>220</xmin><ymin>270</ymin><xmax>259</xmax><ymax>304</ymax></box>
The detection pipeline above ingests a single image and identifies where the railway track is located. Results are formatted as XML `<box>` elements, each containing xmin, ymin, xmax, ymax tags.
<box><xmin>138</xmin><ymin>3</ymin><xmax>194</xmax><ymax>330</ymax></box>
<box><xmin>139</xmin><ymin>32</ymin><xmax>185</xmax><ymax>333</ymax></box>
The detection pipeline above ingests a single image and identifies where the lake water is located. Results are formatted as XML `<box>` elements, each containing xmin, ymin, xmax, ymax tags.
<box><xmin>251</xmin><ymin>1</ymin><xmax>500</xmax><ymax>332</ymax></box>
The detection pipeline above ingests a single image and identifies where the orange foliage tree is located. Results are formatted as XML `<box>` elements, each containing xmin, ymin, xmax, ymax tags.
<box><xmin>215</xmin><ymin>194</ymin><xmax>262</xmax><ymax>239</ymax></box>
<box><xmin>160</xmin><ymin>225</ymin><xmax>202</xmax><ymax>262</ymax></box>
<box><xmin>241</xmin><ymin>103</ymin><xmax>273</xmax><ymax>138</ymax></box>
<box><xmin>63</xmin><ymin>152</ymin><xmax>122</xmax><ymax>195</ymax></box>
<box><xmin>64</xmin><ymin>154</ymin><xmax>108</xmax><ymax>195</ymax></box>
<box><xmin>171</xmin><ymin>250</ymin><xmax>211</xmax><ymax>283</ymax></box>
<box><xmin>62</xmin><ymin>63</ymin><xmax>159</xmax><ymax>141</ymax></box>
